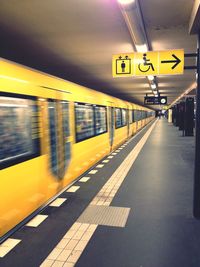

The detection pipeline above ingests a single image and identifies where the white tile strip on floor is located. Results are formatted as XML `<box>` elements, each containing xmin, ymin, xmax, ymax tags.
<box><xmin>90</xmin><ymin>121</ymin><xmax>157</xmax><ymax>207</ymax></box>
<box><xmin>102</xmin><ymin>160</ymin><xmax>109</xmax><ymax>163</ymax></box>
<box><xmin>50</xmin><ymin>198</ymin><xmax>67</xmax><ymax>207</ymax></box>
<box><xmin>96</xmin><ymin>164</ymin><xmax>104</xmax><ymax>168</ymax></box>
<box><xmin>41</xmin><ymin>223</ymin><xmax>97</xmax><ymax>267</ymax></box>
<box><xmin>88</xmin><ymin>170</ymin><xmax>98</xmax><ymax>174</ymax></box>
<box><xmin>79</xmin><ymin>177</ymin><xmax>90</xmax><ymax>183</ymax></box>
<box><xmin>26</xmin><ymin>215</ymin><xmax>48</xmax><ymax>227</ymax></box>
<box><xmin>66</xmin><ymin>186</ymin><xmax>80</xmax><ymax>193</ymax></box>
<box><xmin>107</xmin><ymin>156</ymin><xmax>113</xmax><ymax>159</ymax></box>
<box><xmin>40</xmin><ymin>120</ymin><xmax>157</xmax><ymax>267</ymax></box>
<box><xmin>0</xmin><ymin>238</ymin><xmax>21</xmax><ymax>258</ymax></box>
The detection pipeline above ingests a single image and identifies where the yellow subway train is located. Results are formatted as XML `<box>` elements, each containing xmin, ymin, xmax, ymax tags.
<box><xmin>0</xmin><ymin>58</ymin><xmax>155</xmax><ymax>240</ymax></box>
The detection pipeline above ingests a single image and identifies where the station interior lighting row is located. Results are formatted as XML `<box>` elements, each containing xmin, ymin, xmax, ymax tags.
<box><xmin>118</xmin><ymin>0</ymin><xmax>197</xmax><ymax>110</ymax></box>
<box><xmin>147</xmin><ymin>75</ymin><xmax>159</xmax><ymax>97</ymax></box>
<box><xmin>169</xmin><ymin>82</ymin><xmax>197</xmax><ymax>108</ymax></box>
<box><xmin>118</xmin><ymin>0</ymin><xmax>135</xmax><ymax>5</ymax></box>
<box><xmin>118</xmin><ymin>0</ymin><xmax>160</xmax><ymax>98</ymax></box>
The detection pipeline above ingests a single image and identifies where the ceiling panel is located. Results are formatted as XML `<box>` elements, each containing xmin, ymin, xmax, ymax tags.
<box><xmin>0</xmin><ymin>0</ymin><xmax>197</xmax><ymax>108</ymax></box>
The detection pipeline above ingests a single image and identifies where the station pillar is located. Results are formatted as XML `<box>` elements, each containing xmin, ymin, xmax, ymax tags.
<box><xmin>168</xmin><ymin>109</ymin><xmax>172</xmax><ymax>123</ymax></box>
<box><xmin>193</xmin><ymin>32</ymin><xmax>200</xmax><ymax>218</ymax></box>
<box><xmin>175</xmin><ymin>104</ymin><xmax>180</xmax><ymax>127</ymax></box>
<box><xmin>172</xmin><ymin>107</ymin><xmax>175</xmax><ymax>124</ymax></box>
<box><xmin>179</xmin><ymin>101</ymin><xmax>185</xmax><ymax>131</ymax></box>
<box><xmin>184</xmin><ymin>97</ymin><xmax>194</xmax><ymax>136</ymax></box>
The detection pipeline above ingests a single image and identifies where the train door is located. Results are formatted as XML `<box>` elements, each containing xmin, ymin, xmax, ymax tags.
<box><xmin>127</xmin><ymin>107</ymin><xmax>130</xmax><ymax>138</ymax></box>
<box><xmin>108</xmin><ymin>106</ymin><xmax>115</xmax><ymax>149</ymax></box>
<box><xmin>60</xmin><ymin>101</ymin><xmax>71</xmax><ymax>178</ymax></box>
<box><xmin>48</xmin><ymin>99</ymin><xmax>71</xmax><ymax>180</ymax></box>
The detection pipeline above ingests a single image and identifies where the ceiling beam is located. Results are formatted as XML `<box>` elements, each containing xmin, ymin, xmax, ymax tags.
<box><xmin>189</xmin><ymin>0</ymin><xmax>200</xmax><ymax>34</ymax></box>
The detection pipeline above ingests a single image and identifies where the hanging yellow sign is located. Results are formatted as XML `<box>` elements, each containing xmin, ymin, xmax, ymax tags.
<box><xmin>112</xmin><ymin>49</ymin><xmax>184</xmax><ymax>77</ymax></box>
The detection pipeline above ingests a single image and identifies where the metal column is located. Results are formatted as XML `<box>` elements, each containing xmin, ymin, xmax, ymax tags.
<box><xmin>193</xmin><ymin>32</ymin><xmax>200</xmax><ymax>218</ymax></box>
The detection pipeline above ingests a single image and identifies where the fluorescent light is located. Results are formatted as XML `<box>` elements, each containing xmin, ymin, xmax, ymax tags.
<box><xmin>169</xmin><ymin>82</ymin><xmax>197</xmax><ymax>108</ymax></box>
<box><xmin>151</xmin><ymin>84</ymin><xmax>156</xmax><ymax>89</ymax></box>
<box><xmin>135</xmin><ymin>44</ymin><xmax>148</xmax><ymax>53</ymax></box>
<box><xmin>148</xmin><ymin>75</ymin><xmax>154</xmax><ymax>81</ymax></box>
<box><xmin>118</xmin><ymin>0</ymin><xmax>135</xmax><ymax>5</ymax></box>
<box><xmin>155</xmin><ymin>94</ymin><xmax>158</xmax><ymax>97</ymax></box>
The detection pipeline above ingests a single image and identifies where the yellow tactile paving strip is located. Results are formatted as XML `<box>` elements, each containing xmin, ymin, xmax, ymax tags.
<box><xmin>40</xmin><ymin>120</ymin><xmax>157</xmax><ymax>266</ymax></box>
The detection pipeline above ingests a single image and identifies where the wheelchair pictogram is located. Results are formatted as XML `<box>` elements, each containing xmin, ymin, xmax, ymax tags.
<box><xmin>138</xmin><ymin>53</ymin><xmax>155</xmax><ymax>73</ymax></box>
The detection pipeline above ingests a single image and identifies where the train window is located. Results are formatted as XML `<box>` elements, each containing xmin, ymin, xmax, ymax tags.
<box><xmin>75</xmin><ymin>103</ymin><xmax>95</xmax><ymax>142</ymax></box>
<box><xmin>115</xmin><ymin>108</ymin><xmax>122</xmax><ymax>128</ymax></box>
<box><xmin>94</xmin><ymin>106</ymin><xmax>107</xmax><ymax>135</ymax></box>
<box><xmin>0</xmin><ymin>95</ymin><xmax>40</xmax><ymax>169</ymax></box>
<box><xmin>121</xmin><ymin>109</ymin><xmax>127</xmax><ymax>126</ymax></box>
<box><xmin>134</xmin><ymin>110</ymin><xmax>141</xmax><ymax>121</ymax></box>
<box><xmin>62</xmin><ymin>101</ymin><xmax>70</xmax><ymax>137</ymax></box>
<box><xmin>129</xmin><ymin>110</ymin><xmax>133</xmax><ymax>124</ymax></box>
<box><xmin>48</xmin><ymin>100</ymin><xmax>58</xmax><ymax>176</ymax></box>
<box><xmin>132</xmin><ymin>110</ymin><xmax>135</xmax><ymax>122</ymax></box>
<box><xmin>133</xmin><ymin>110</ymin><xmax>138</xmax><ymax>122</ymax></box>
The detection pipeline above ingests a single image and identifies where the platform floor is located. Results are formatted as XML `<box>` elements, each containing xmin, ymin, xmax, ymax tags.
<box><xmin>1</xmin><ymin>118</ymin><xmax>199</xmax><ymax>267</ymax></box>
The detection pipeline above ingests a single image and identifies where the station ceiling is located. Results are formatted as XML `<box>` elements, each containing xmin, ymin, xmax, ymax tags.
<box><xmin>0</xmin><ymin>0</ymin><xmax>197</xmax><ymax>108</ymax></box>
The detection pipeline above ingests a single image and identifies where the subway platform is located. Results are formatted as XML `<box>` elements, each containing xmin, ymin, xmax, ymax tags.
<box><xmin>0</xmin><ymin>118</ymin><xmax>199</xmax><ymax>267</ymax></box>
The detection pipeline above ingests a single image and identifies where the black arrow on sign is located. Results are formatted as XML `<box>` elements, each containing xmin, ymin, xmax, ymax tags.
<box><xmin>161</xmin><ymin>54</ymin><xmax>181</xmax><ymax>69</ymax></box>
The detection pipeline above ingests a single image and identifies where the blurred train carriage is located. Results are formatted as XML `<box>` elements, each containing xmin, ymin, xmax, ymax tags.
<box><xmin>0</xmin><ymin>58</ymin><xmax>155</xmax><ymax>240</ymax></box>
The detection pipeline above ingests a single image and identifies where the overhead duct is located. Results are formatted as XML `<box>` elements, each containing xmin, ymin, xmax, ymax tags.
<box><xmin>118</xmin><ymin>0</ymin><xmax>160</xmax><ymax>98</ymax></box>
<box><xmin>118</xmin><ymin>0</ymin><xmax>149</xmax><ymax>52</ymax></box>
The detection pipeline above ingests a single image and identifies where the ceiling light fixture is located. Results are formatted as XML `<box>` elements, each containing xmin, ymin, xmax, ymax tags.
<box><xmin>151</xmin><ymin>84</ymin><xmax>156</xmax><ymax>89</ymax></box>
<box><xmin>148</xmin><ymin>75</ymin><xmax>154</xmax><ymax>81</ymax></box>
<box><xmin>135</xmin><ymin>44</ymin><xmax>148</xmax><ymax>53</ymax></box>
<box><xmin>117</xmin><ymin>0</ymin><xmax>135</xmax><ymax>5</ymax></box>
<box><xmin>169</xmin><ymin>82</ymin><xmax>197</xmax><ymax>107</ymax></box>
<box><xmin>118</xmin><ymin>0</ymin><xmax>148</xmax><ymax>50</ymax></box>
<box><xmin>118</xmin><ymin>0</ymin><xmax>160</xmax><ymax>102</ymax></box>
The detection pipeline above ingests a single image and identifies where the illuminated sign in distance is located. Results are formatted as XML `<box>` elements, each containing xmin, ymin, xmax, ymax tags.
<box><xmin>144</xmin><ymin>96</ymin><xmax>167</xmax><ymax>105</ymax></box>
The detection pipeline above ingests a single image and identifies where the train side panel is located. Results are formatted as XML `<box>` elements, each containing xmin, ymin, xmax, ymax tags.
<box><xmin>0</xmin><ymin>59</ymin><xmax>155</xmax><ymax>239</ymax></box>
